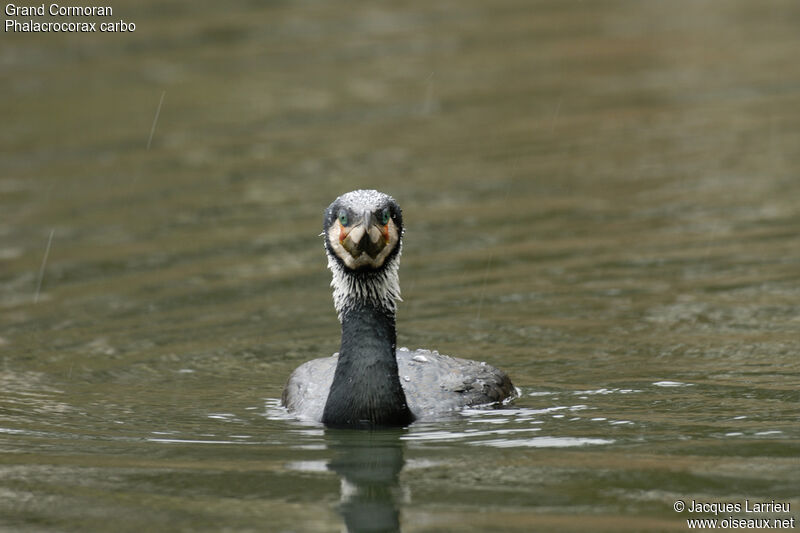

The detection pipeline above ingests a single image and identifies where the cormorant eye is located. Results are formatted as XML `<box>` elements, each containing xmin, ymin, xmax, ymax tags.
<box><xmin>338</xmin><ymin>209</ymin><xmax>349</xmax><ymax>226</ymax></box>
<box><xmin>379</xmin><ymin>208</ymin><xmax>391</xmax><ymax>225</ymax></box>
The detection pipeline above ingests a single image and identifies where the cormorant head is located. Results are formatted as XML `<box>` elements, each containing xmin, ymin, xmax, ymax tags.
<box><xmin>322</xmin><ymin>190</ymin><xmax>404</xmax><ymax>319</ymax></box>
<box><xmin>323</xmin><ymin>190</ymin><xmax>403</xmax><ymax>272</ymax></box>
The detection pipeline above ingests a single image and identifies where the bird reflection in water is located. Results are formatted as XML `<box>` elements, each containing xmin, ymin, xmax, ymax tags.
<box><xmin>325</xmin><ymin>428</ymin><xmax>407</xmax><ymax>533</ymax></box>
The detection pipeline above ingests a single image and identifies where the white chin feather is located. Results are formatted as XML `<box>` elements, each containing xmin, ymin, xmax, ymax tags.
<box><xmin>327</xmin><ymin>244</ymin><xmax>402</xmax><ymax>321</ymax></box>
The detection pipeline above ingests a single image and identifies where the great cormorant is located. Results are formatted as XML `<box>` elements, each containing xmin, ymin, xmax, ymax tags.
<box><xmin>282</xmin><ymin>190</ymin><xmax>515</xmax><ymax>428</ymax></box>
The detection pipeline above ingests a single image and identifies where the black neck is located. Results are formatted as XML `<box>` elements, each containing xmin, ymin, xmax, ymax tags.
<box><xmin>322</xmin><ymin>301</ymin><xmax>414</xmax><ymax>428</ymax></box>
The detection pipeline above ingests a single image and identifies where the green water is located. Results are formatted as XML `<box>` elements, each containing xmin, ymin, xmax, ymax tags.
<box><xmin>2</xmin><ymin>1</ymin><xmax>799</xmax><ymax>531</ymax></box>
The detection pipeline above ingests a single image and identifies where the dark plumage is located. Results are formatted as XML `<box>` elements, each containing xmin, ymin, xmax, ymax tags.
<box><xmin>281</xmin><ymin>190</ymin><xmax>516</xmax><ymax>428</ymax></box>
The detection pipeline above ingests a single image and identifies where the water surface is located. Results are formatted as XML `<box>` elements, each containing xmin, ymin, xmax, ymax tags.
<box><xmin>2</xmin><ymin>0</ymin><xmax>799</xmax><ymax>531</ymax></box>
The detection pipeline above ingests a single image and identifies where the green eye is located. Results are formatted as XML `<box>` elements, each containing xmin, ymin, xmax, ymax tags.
<box><xmin>338</xmin><ymin>209</ymin><xmax>349</xmax><ymax>226</ymax></box>
<box><xmin>380</xmin><ymin>208</ymin><xmax>391</xmax><ymax>225</ymax></box>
